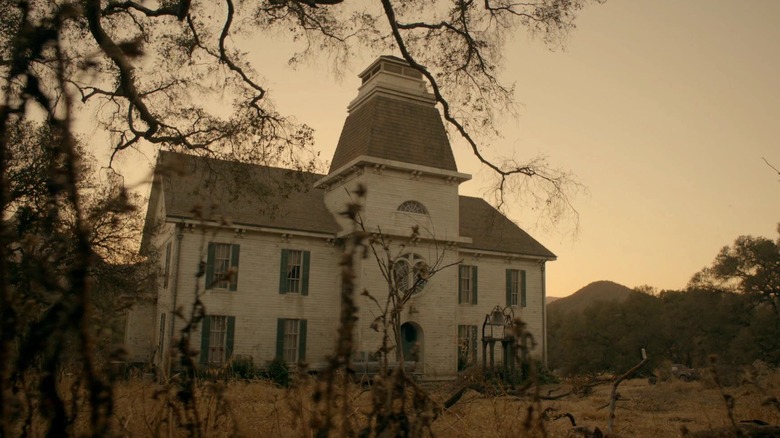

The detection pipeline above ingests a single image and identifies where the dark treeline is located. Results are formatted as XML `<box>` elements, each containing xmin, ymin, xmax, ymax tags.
<box><xmin>549</xmin><ymin>227</ymin><xmax>780</xmax><ymax>376</ymax></box>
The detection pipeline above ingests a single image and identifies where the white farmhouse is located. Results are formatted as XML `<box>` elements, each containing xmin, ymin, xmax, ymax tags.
<box><xmin>127</xmin><ymin>56</ymin><xmax>556</xmax><ymax>378</ymax></box>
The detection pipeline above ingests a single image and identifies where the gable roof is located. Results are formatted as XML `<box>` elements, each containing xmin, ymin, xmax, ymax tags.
<box><xmin>146</xmin><ymin>152</ymin><xmax>554</xmax><ymax>260</ymax></box>
<box><xmin>459</xmin><ymin>196</ymin><xmax>556</xmax><ymax>259</ymax></box>
<box><xmin>150</xmin><ymin>151</ymin><xmax>340</xmax><ymax>234</ymax></box>
<box><xmin>329</xmin><ymin>95</ymin><xmax>458</xmax><ymax>173</ymax></box>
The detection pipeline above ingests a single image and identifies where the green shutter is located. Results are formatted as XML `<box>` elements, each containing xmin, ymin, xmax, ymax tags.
<box><xmin>472</xmin><ymin>266</ymin><xmax>478</xmax><ymax>305</ymax></box>
<box><xmin>298</xmin><ymin>320</ymin><xmax>307</xmax><ymax>363</ymax></box>
<box><xmin>301</xmin><ymin>251</ymin><xmax>310</xmax><ymax>296</ymax></box>
<box><xmin>229</xmin><ymin>245</ymin><xmax>240</xmax><ymax>291</ymax></box>
<box><xmin>521</xmin><ymin>270</ymin><xmax>527</xmax><ymax>307</ymax></box>
<box><xmin>205</xmin><ymin>243</ymin><xmax>216</xmax><ymax>290</ymax></box>
<box><xmin>279</xmin><ymin>250</ymin><xmax>289</xmax><ymax>294</ymax></box>
<box><xmin>457</xmin><ymin>266</ymin><xmax>463</xmax><ymax>304</ymax></box>
<box><xmin>276</xmin><ymin>319</ymin><xmax>285</xmax><ymax>359</ymax></box>
<box><xmin>226</xmin><ymin>316</ymin><xmax>235</xmax><ymax>360</ymax></box>
<box><xmin>505</xmin><ymin>269</ymin><xmax>512</xmax><ymax>306</ymax></box>
<box><xmin>199</xmin><ymin>316</ymin><xmax>211</xmax><ymax>366</ymax></box>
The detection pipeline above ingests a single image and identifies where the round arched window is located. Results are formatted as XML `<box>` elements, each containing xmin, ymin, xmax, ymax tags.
<box><xmin>393</xmin><ymin>253</ymin><xmax>429</xmax><ymax>295</ymax></box>
<box><xmin>397</xmin><ymin>200</ymin><xmax>428</xmax><ymax>215</ymax></box>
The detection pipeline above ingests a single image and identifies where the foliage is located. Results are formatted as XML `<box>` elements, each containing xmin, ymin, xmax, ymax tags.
<box><xmin>264</xmin><ymin>357</ymin><xmax>290</xmax><ymax>388</ymax></box>
<box><xmin>0</xmin><ymin>0</ymin><xmax>596</xmax><ymax>225</ymax></box>
<box><xmin>690</xmin><ymin>226</ymin><xmax>780</xmax><ymax>311</ymax></box>
<box><xmin>1</xmin><ymin>120</ymin><xmax>153</xmax><ymax>435</ymax></box>
<box><xmin>1</xmin><ymin>0</ymin><xmax>604</xmax><ymax>435</ymax></box>
<box><xmin>549</xmin><ymin>229</ymin><xmax>780</xmax><ymax>376</ymax></box>
<box><xmin>227</xmin><ymin>356</ymin><xmax>260</xmax><ymax>380</ymax></box>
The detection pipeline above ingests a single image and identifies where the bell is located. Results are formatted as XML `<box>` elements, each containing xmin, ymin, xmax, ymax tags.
<box><xmin>489</xmin><ymin>308</ymin><xmax>505</xmax><ymax>325</ymax></box>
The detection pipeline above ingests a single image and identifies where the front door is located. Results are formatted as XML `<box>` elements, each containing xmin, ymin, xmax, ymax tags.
<box><xmin>400</xmin><ymin>322</ymin><xmax>421</xmax><ymax>361</ymax></box>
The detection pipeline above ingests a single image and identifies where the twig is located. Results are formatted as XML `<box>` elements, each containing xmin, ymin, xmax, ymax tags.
<box><xmin>607</xmin><ymin>348</ymin><xmax>648</xmax><ymax>434</ymax></box>
<box><xmin>763</xmin><ymin>157</ymin><xmax>780</xmax><ymax>180</ymax></box>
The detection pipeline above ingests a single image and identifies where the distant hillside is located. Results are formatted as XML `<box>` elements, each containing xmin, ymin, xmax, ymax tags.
<box><xmin>546</xmin><ymin>296</ymin><xmax>562</xmax><ymax>305</ymax></box>
<box><xmin>548</xmin><ymin>280</ymin><xmax>636</xmax><ymax>315</ymax></box>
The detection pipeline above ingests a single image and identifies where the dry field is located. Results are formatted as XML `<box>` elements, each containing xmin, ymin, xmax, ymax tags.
<box><xmin>104</xmin><ymin>368</ymin><xmax>780</xmax><ymax>437</ymax></box>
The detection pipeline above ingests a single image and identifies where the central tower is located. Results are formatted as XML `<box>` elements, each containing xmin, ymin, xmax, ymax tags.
<box><xmin>317</xmin><ymin>56</ymin><xmax>471</xmax><ymax>240</ymax></box>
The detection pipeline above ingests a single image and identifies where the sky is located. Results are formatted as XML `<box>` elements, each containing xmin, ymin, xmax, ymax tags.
<box><xmin>111</xmin><ymin>0</ymin><xmax>780</xmax><ymax>297</ymax></box>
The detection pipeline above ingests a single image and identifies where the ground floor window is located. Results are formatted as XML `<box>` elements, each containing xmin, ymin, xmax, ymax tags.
<box><xmin>276</xmin><ymin>318</ymin><xmax>307</xmax><ymax>364</ymax></box>
<box><xmin>458</xmin><ymin>325</ymin><xmax>478</xmax><ymax>371</ymax></box>
<box><xmin>157</xmin><ymin>313</ymin><xmax>166</xmax><ymax>361</ymax></box>
<box><xmin>199</xmin><ymin>315</ymin><xmax>235</xmax><ymax>366</ymax></box>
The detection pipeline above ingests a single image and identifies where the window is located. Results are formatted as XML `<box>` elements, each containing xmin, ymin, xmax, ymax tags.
<box><xmin>506</xmin><ymin>269</ymin><xmax>527</xmax><ymax>307</ymax></box>
<box><xmin>162</xmin><ymin>241</ymin><xmax>172</xmax><ymax>288</ymax></box>
<box><xmin>393</xmin><ymin>253</ymin><xmax>428</xmax><ymax>295</ymax></box>
<box><xmin>199</xmin><ymin>315</ymin><xmax>235</xmax><ymax>366</ymax></box>
<box><xmin>397</xmin><ymin>200</ymin><xmax>428</xmax><ymax>215</ymax></box>
<box><xmin>457</xmin><ymin>325</ymin><xmax>478</xmax><ymax>371</ymax></box>
<box><xmin>458</xmin><ymin>265</ymin><xmax>478</xmax><ymax>304</ymax></box>
<box><xmin>279</xmin><ymin>249</ymin><xmax>310</xmax><ymax>294</ymax></box>
<box><xmin>276</xmin><ymin>318</ymin><xmax>307</xmax><ymax>364</ymax></box>
<box><xmin>205</xmin><ymin>243</ymin><xmax>240</xmax><ymax>291</ymax></box>
<box><xmin>157</xmin><ymin>313</ymin><xmax>166</xmax><ymax>361</ymax></box>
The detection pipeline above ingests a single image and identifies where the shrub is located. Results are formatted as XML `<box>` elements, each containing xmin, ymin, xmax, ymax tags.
<box><xmin>230</xmin><ymin>356</ymin><xmax>260</xmax><ymax>380</ymax></box>
<box><xmin>264</xmin><ymin>358</ymin><xmax>290</xmax><ymax>388</ymax></box>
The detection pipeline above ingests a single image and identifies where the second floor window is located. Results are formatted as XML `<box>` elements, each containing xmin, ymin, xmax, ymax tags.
<box><xmin>459</xmin><ymin>265</ymin><xmax>478</xmax><ymax>304</ymax></box>
<box><xmin>393</xmin><ymin>253</ymin><xmax>428</xmax><ymax>295</ymax></box>
<box><xmin>213</xmin><ymin>244</ymin><xmax>231</xmax><ymax>289</ymax></box>
<box><xmin>506</xmin><ymin>269</ymin><xmax>527</xmax><ymax>307</ymax></box>
<box><xmin>397</xmin><ymin>200</ymin><xmax>428</xmax><ymax>215</ymax></box>
<box><xmin>205</xmin><ymin>243</ymin><xmax>240</xmax><ymax>291</ymax></box>
<box><xmin>280</xmin><ymin>249</ymin><xmax>310</xmax><ymax>294</ymax></box>
<box><xmin>162</xmin><ymin>241</ymin><xmax>172</xmax><ymax>288</ymax></box>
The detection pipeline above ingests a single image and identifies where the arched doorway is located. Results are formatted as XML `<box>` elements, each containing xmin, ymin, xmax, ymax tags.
<box><xmin>400</xmin><ymin>322</ymin><xmax>423</xmax><ymax>362</ymax></box>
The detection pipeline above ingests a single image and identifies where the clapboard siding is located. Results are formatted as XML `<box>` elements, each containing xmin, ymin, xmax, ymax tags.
<box><xmin>127</xmin><ymin>57</ymin><xmax>555</xmax><ymax>378</ymax></box>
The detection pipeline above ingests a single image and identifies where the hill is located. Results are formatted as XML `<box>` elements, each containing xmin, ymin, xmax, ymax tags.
<box><xmin>547</xmin><ymin>280</ymin><xmax>636</xmax><ymax>315</ymax></box>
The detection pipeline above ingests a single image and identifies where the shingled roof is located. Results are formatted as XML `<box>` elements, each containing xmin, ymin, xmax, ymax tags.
<box><xmin>329</xmin><ymin>95</ymin><xmax>457</xmax><ymax>173</ymax></box>
<box><xmin>328</xmin><ymin>56</ymin><xmax>458</xmax><ymax>174</ymax></box>
<box><xmin>147</xmin><ymin>151</ymin><xmax>554</xmax><ymax>259</ymax></box>
<box><xmin>459</xmin><ymin>196</ymin><xmax>556</xmax><ymax>259</ymax></box>
<box><xmin>152</xmin><ymin>151</ymin><xmax>340</xmax><ymax>234</ymax></box>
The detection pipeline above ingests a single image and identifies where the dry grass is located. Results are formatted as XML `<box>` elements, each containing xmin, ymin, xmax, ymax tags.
<box><xmin>103</xmin><ymin>370</ymin><xmax>780</xmax><ymax>437</ymax></box>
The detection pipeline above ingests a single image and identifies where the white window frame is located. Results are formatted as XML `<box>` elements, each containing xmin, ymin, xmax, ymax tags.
<box><xmin>283</xmin><ymin>319</ymin><xmax>300</xmax><ymax>363</ymax></box>
<box><xmin>510</xmin><ymin>270</ymin><xmax>520</xmax><ymax>306</ymax></box>
<box><xmin>459</xmin><ymin>265</ymin><xmax>472</xmax><ymax>304</ymax></box>
<box><xmin>163</xmin><ymin>241</ymin><xmax>172</xmax><ymax>288</ymax></box>
<box><xmin>397</xmin><ymin>200</ymin><xmax>429</xmax><ymax>215</ymax></box>
<box><xmin>207</xmin><ymin>315</ymin><xmax>228</xmax><ymax>365</ymax></box>
<box><xmin>213</xmin><ymin>243</ymin><xmax>232</xmax><ymax>290</ymax></box>
<box><xmin>157</xmin><ymin>313</ymin><xmax>166</xmax><ymax>361</ymax></box>
<box><xmin>285</xmin><ymin>250</ymin><xmax>303</xmax><ymax>294</ymax></box>
<box><xmin>393</xmin><ymin>253</ymin><xmax>428</xmax><ymax>295</ymax></box>
<box><xmin>457</xmin><ymin>325</ymin><xmax>477</xmax><ymax>370</ymax></box>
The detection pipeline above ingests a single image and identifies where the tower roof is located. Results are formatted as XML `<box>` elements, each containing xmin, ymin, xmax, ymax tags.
<box><xmin>328</xmin><ymin>56</ymin><xmax>458</xmax><ymax>174</ymax></box>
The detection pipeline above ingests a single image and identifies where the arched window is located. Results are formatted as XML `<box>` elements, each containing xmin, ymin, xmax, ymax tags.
<box><xmin>397</xmin><ymin>200</ymin><xmax>428</xmax><ymax>215</ymax></box>
<box><xmin>393</xmin><ymin>253</ymin><xmax>429</xmax><ymax>295</ymax></box>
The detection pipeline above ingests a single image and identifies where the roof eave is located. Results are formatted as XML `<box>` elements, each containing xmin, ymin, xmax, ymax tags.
<box><xmin>316</xmin><ymin>156</ymin><xmax>471</xmax><ymax>188</ymax></box>
<box><xmin>163</xmin><ymin>215</ymin><xmax>340</xmax><ymax>239</ymax></box>
<box><xmin>459</xmin><ymin>246</ymin><xmax>557</xmax><ymax>261</ymax></box>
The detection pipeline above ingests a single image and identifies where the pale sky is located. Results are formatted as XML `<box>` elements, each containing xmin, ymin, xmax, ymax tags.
<box><xmin>111</xmin><ymin>0</ymin><xmax>780</xmax><ymax>297</ymax></box>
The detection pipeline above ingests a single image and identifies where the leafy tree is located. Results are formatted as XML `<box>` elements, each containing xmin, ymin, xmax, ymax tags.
<box><xmin>0</xmin><ymin>0</ymin><xmax>597</xmax><ymax>217</ymax></box>
<box><xmin>2</xmin><ymin>120</ymin><xmax>152</xmax><ymax>434</ymax></box>
<box><xmin>691</xmin><ymin>226</ymin><xmax>780</xmax><ymax>312</ymax></box>
<box><xmin>1</xmin><ymin>0</ymin><xmax>603</xmax><ymax>434</ymax></box>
